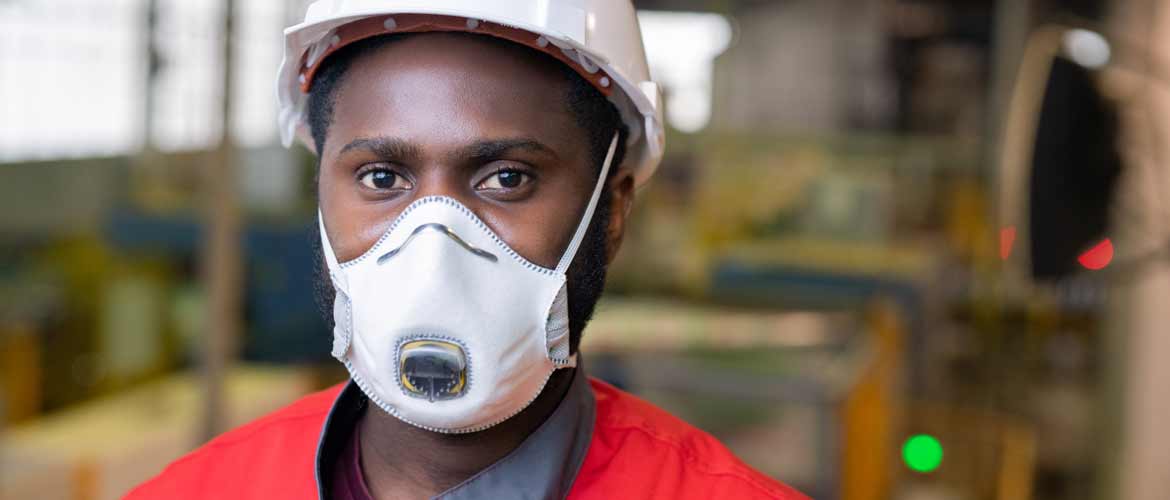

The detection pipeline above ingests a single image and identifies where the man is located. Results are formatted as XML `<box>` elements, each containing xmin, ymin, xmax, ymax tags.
<box><xmin>129</xmin><ymin>1</ymin><xmax>807</xmax><ymax>499</ymax></box>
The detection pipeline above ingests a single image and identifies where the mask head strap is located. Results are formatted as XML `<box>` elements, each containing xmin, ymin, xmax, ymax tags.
<box><xmin>318</xmin><ymin>213</ymin><xmax>346</xmax><ymax>288</ymax></box>
<box><xmin>555</xmin><ymin>132</ymin><xmax>620</xmax><ymax>274</ymax></box>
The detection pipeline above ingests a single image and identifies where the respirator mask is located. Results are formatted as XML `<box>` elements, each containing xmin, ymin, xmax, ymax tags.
<box><xmin>320</xmin><ymin>134</ymin><xmax>618</xmax><ymax>433</ymax></box>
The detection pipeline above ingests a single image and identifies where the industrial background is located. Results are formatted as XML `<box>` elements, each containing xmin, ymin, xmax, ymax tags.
<box><xmin>3</xmin><ymin>0</ymin><xmax>1170</xmax><ymax>499</ymax></box>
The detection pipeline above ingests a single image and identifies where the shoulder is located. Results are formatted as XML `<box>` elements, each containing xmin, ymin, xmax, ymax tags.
<box><xmin>125</xmin><ymin>383</ymin><xmax>345</xmax><ymax>500</ymax></box>
<box><xmin>574</xmin><ymin>378</ymin><xmax>809</xmax><ymax>500</ymax></box>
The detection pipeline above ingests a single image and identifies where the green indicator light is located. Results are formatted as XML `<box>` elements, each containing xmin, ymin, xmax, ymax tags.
<box><xmin>903</xmin><ymin>434</ymin><xmax>943</xmax><ymax>473</ymax></box>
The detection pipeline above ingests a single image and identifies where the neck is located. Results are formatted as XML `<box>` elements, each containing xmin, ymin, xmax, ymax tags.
<box><xmin>358</xmin><ymin>368</ymin><xmax>576</xmax><ymax>499</ymax></box>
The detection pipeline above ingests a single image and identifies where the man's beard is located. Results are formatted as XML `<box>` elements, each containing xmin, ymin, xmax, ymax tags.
<box><xmin>311</xmin><ymin>188</ymin><xmax>613</xmax><ymax>355</ymax></box>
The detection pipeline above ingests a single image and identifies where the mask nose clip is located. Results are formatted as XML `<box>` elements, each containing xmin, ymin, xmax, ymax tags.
<box><xmin>377</xmin><ymin>222</ymin><xmax>498</xmax><ymax>265</ymax></box>
<box><xmin>398</xmin><ymin>340</ymin><xmax>468</xmax><ymax>402</ymax></box>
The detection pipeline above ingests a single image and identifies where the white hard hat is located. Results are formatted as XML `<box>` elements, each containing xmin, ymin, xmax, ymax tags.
<box><xmin>277</xmin><ymin>0</ymin><xmax>665</xmax><ymax>187</ymax></box>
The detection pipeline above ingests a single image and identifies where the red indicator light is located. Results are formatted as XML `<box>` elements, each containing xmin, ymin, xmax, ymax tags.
<box><xmin>1000</xmin><ymin>227</ymin><xmax>1016</xmax><ymax>261</ymax></box>
<box><xmin>1078</xmin><ymin>238</ymin><xmax>1113</xmax><ymax>270</ymax></box>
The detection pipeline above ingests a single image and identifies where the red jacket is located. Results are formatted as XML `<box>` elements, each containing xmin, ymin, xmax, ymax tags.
<box><xmin>127</xmin><ymin>378</ymin><xmax>808</xmax><ymax>499</ymax></box>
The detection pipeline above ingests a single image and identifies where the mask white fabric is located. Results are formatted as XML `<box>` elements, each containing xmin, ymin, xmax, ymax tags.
<box><xmin>320</xmin><ymin>134</ymin><xmax>618</xmax><ymax>433</ymax></box>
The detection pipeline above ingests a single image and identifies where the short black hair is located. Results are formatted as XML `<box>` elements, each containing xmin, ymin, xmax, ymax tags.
<box><xmin>307</xmin><ymin>32</ymin><xmax>628</xmax><ymax>352</ymax></box>
<box><xmin>306</xmin><ymin>32</ymin><xmax>627</xmax><ymax>177</ymax></box>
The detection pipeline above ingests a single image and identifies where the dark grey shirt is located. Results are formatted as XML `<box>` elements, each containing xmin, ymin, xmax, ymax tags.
<box><xmin>315</xmin><ymin>367</ymin><xmax>596</xmax><ymax>500</ymax></box>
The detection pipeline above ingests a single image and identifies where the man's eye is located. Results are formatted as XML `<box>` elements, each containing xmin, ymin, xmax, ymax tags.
<box><xmin>478</xmin><ymin>170</ymin><xmax>529</xmax><ymax>190</ymax></box>
<box><xmin>358</xmin><ymin>168</ymin><xmax>410</xmax><ymax>190</ymax></box>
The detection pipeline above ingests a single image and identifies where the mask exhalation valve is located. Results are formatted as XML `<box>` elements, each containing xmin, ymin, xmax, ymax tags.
<box><xmin>398</xmin><ymin>340</ymin><xmax>467</xmax><ymax>402</ymax></box>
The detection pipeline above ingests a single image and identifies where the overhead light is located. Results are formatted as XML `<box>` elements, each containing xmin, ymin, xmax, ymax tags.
<box><xmin>637</xmin><ymin>11</ymin><xmax>733</xmax><ymax>133</ymax></box>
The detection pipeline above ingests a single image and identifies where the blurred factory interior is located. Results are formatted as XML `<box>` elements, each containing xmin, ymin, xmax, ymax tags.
<box><xmin>3</xmin><ymin>0</ymin><xmax>1170</xmax><ymax>498</ymax></box>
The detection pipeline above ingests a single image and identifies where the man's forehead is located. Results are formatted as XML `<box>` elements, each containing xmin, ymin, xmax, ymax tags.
<box><xmin>338</xmin><ymin>33</ymin><xmax>570</xmax><ymax>99</ymax></box>
<box><xmin>324</xmin><ymin>33</ymin><xmax>580</xmax><ymax>153</ymax></box>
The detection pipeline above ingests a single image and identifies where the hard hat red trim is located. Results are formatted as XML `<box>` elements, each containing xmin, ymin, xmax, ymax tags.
<box><xmin>298</xmin><ymin>13</ymin><xmax>615</xmax><ymax>97</ymax></box>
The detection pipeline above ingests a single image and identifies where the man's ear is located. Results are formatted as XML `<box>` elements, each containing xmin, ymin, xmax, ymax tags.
<box><xmin>604</xmin><ymin>170</ymin><xmax>635</xmax><ymax>264</ymax></box>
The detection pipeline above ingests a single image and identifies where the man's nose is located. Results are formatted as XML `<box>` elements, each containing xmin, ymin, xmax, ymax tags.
<box><xmin>409</xmin><ymin>165</ymin><xmax>478</xmax><ymax>207</ymax></box>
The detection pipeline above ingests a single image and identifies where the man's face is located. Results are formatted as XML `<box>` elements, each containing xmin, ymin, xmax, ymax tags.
<box><xmin>317</xmin><ymin>33</ymin><xmax>625</xmax><ymax>268</ymax></box>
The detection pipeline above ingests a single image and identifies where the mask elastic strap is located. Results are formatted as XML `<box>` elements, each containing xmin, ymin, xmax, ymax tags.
<box><xmin>555</xmin><ymin>132</ymin><xmax>619</xmax><ymax>274</ymax></box>
<box><xmin>317</xmin><ymin>211</ymin><xmax>346</xmax><ymax>287</ymax></box>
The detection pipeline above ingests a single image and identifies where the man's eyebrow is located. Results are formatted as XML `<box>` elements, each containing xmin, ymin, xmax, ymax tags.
<box><xmin>338</xmin><ymin>137</ymin><xmax>422</xmax><ymax>160</ymax></box>
<box><xmin>458</xmin><ymin>138</ymin><xmax>559</xmax><ymax>162</ymax></box>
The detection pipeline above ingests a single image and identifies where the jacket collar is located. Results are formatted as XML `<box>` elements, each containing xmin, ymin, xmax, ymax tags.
<box><xmin>315</xmin><ymin>367</ymin><xmax>595</xmax><ymax>499</ymax></box>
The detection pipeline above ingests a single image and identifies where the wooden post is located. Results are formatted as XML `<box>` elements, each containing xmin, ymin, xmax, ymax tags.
<box><xmin>199</xmin><ymin>0</ymin><xmax>240</xmax><ymax>442</ymax></box>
